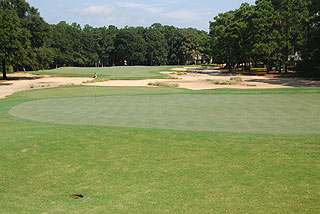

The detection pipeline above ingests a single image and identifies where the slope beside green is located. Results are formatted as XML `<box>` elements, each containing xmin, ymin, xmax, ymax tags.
<box><xmin>0</xmin><ymin>86</ymin><xmax>319</xmax><ymax>213</ymax></box>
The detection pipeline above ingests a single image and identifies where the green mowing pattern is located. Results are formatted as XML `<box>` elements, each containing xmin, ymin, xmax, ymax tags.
<box><xmin>1</xmin><ymin>86</ymin><xmax>320</xmax><ymax>213</ymax></box>
<box><xmin>33</xmin><ymin>66</ymin><xmax>174</xmax><ymax>79</ymax></box>
<box><xmin>9</xmin><ymin>94</ymin><xmax>320</xmax><ymax>134</ymax></box>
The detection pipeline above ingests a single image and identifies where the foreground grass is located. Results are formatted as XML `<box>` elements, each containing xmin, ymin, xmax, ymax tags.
<box><xmin>33</xmin><ymin>66</ymin><xmax>179</xmax><ymax>80</ymax></box>
<box><xmin>0</xmin><ymin>86</ymin><xmax>319</xmax><ymax>213</ymax></box>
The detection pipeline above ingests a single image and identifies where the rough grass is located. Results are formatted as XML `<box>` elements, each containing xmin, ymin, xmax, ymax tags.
<box><xmin>147</xmin><ymin>81</ymin><xmax>179</xmax><ymax>88</ymax></box>
<box><xmin>209</xmin><ymin>77</ymin><xmax>244</xmax><ymax>85</ymax></box>
<box><xmin>32</xmin><ymin>66</ymin><xmax>179</xmax><ymax>80</ymax></box>
<box><xmin>0</xmin><ymin>86</ymin><xmax>319</xmax><ymax>213</ymax></box>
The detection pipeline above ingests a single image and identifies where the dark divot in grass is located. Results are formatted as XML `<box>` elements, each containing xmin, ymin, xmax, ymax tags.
<box><xmin>70</xmin><ymin>194</ymin><xmax>84</xmax><ymax>199</ymax></box>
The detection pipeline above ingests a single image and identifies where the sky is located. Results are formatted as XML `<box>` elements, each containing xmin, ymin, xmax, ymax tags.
<box><xmin>27</xmin><ymin>0</ymin><xmax>256</xmax><ymax>31</ymax></box>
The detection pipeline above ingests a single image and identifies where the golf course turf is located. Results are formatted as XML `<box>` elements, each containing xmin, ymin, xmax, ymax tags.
<box><xmin>0</xmin><ymin>86</ymin><xmax>320</xmax><ymax>213</ymax></box>
<box><xmin>10</xmin><ymin>93</ymin><xmax>320</xmax><ymax>134</ymax></box>
<box><xmin>33</xmin><ymin>66</ymin><xmax>179</xmax><ymax>80</ymax></box>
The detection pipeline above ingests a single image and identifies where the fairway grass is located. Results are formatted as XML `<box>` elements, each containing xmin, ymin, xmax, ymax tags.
<box><xmin>33</xmin><ymin>66</ymin><xmax>177</xmax><ymax>80</ymax></box>
<box><xmin>0</xmin><ymin>86</ymin><xmax>320</xmax><ymax>213</ymax></box>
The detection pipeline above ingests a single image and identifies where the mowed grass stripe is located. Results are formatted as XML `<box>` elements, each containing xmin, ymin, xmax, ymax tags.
<box><xmin>9</xmin><ymin>93</ymin><xmax>320</xmax><ymax>134</ymax></box>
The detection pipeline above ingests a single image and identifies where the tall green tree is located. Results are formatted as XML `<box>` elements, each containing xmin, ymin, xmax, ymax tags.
<box><xmin>251</xmin><ymin>0</ymin><xmax>282</xmax><ymax>73</ymax></box>
<box><xmin>233</xmin><ymin>3</ymin><xmax>255</xmax><ymax>70</ymax></box>
<box><xmin>270</xmin><ymin>0</ymin><xmax>309</xmax><ymax>73</ymax></box>
<box><xmin>95</xmin><ymin>25</ymin><xmax>118</xmax><ymax>66</ymax></box>
<box><xmin>48</xmin><ymin>21</ymin><xmax>84</xmax><ymax>67</ymax></box>
<box><xmin>196</xmin><ymin>30</ymin><xmax>211</xmax><ymax>64</ymax></box>
<box><xmin>23</xmin><ymin>6</ymin><xmax>50</xmax><ymax>70</ymax></box>
<box><xmin>114</xmin><ymin>27</ymin><xmax>146</xmax><ymax>65</ymax></box>
<box><xmin>161</xmin><ymin>25</ymin><xmax>180</xmax><ymax>65</ymax></box>
<box><xmin>298</xmin><ymin>0</ymin><xmax>320</xmax><ymax>77</ymax></box>
<box><xmin>143</xmin><ymin>27</ymin><xmax>168</xmax><ymax>65</ymax></box>
<box><xmin>82</xmin><ymin>25</ymin><xmax>99</xmax><ymax>67</ymax></box>
<box><xmin>0</xmin><ymin>0</ymin><xmax>31</xmax><ymax>79</ymax></box>
<box><xmin>210</xmin><ymin>11</ymin><xmax>236</xmax><ymax>69</ymax></box>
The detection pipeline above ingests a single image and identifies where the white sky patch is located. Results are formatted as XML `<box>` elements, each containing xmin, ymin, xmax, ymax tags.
<box><xmin>118</xmin><ymin>2</ymin><xmax>163</xmax><ymax>13</ymax></box>
<box><xmin>98</xmin><ymin>16</ymin><xmax>117</xmax><ymax>26</ymax></box>
<box><xmin>78</xmin><ymin>5</ymin><xmax>115</xmax><ymax>16</ymax></box>
<box><xmin>26</xmin><ymin>0</ymin><xmax>257</xmax><ymax>30</ymax></box>
<box><xmin>162</xmin><ymin>10</ymin><xmax>201</xmax><ymax>21</ymax></box>
<box><xmin>136</xmin><ymin>18</ymin><xmax>148</xmax><ymax>25</ymax></box>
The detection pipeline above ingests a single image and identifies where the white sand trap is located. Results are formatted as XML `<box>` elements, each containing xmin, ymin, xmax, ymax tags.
<box><xmin>0</xmin><ymin>72</ymin><xmax>91</xmax><ymax>99</ymax></box>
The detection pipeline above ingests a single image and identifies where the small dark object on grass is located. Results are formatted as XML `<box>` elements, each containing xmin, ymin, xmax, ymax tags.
<box><xmin>70</xmin><ymin>194</ymin><xmax>84</xmax><ymax>199</ymax></box>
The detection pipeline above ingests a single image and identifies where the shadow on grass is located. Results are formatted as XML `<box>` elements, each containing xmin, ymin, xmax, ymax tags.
<box><xmin>246</xmin><ymin>77</ymin><xmax>320</xmax><ymax>87</ymax></box>
<box><xmin>0</xmin><ymin>82</ymin><xmax>13</xmax><ymax>86</ymax></box>
<box><xmin>3</xmin><ymin>76</ymin><xmax>42</xmax><ymax>81</ymax></box>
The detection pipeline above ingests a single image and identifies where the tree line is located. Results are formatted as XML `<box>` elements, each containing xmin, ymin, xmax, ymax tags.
<box><xmin>209</xmin><ymin>0</ymin><xmax>320</xmax><ymax>76</ymax></box>
<box><xmin>0</xmin><ymin>0</ymin><xmax>211</xmax><ymax>79</ymax></box>
<box><xmin>47</xmin><ymin>22</ymin><xmax>211</xmax><ymax>68</ymax></box>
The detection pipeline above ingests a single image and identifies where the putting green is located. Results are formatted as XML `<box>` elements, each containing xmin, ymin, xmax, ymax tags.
<box><xmin>9</xmin><ymin>94</ymin><xmax>320</xmax><ymax>134</ymax></box>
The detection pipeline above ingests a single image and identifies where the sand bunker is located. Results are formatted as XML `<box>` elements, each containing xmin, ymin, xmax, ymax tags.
<box><xmin>0</xmin><ymin>73</ymin><xmax>91</xmax><ymax>99</ymax></box>
<box><xmin>85</xmin><ymin>67</ymin><xmax>320</xmax><ymax>90</ymax></box>
<box><xmin>1</xmin><ymin>67</ymin><xmax>319</xmax><ymax>99</ymax></box>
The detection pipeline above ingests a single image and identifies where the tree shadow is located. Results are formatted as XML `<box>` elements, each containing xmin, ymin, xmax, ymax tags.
<box><xmin>0</xmin><ymin>82</ymin><xmax>13</xmax><ymax>86</ymax></box>
<box><xmin>192</xmin><ymin>70</ymin><xmax>241</xmax><ymax>76</ymax></box>
<box><xmin>193</xmin><ymin>66</ymin><xmax>220</xmax><ymax>71</ymax></box>
<box><xmin>246</xmin><ymin>77</ymin><xmax>320</xmax><ymax>87</ymax></box>
<box><xmin>0</xmin><ymin>76</ymin><xmax>42</xmax><ymax>81</ymax></box>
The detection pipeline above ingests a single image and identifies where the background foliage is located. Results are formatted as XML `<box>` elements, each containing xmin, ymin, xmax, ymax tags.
<box><xmin>1</xmin><ymin>0</ymin><xmax>319</xmax><ymax>78</ymax></box>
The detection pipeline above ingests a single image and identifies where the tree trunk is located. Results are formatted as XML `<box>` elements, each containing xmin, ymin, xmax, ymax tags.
<box><xmin>279</xmin><ymin>62</ymin><xmax>282</xmax><ymax>74</ymax></box>
<box><xmin>285</xmin><ymin>25</ymin><xmax>289</xmax><ymax>74</ymax></box>
<box><xmin>266</xmin><ymin>61</ymin><xmax>270</xmax><ymax>74</ymax></box>
<box><xmin>228</xmin><ymin>44</ymin><xmax>232</xmax><ymax>72</ymax></box>
<box><xmin>284</xmin><ymin>63</ymin><xmax>288</xmax><ymax>73</ymax></box>
<box><xmin>2</xmin><ymin>59</ymin><xmax>7</xmax><ymax>80</ymax></box>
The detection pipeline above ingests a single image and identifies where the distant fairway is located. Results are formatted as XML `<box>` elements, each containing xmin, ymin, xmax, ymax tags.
<box><xmin>10</xmin><ymin>93</ymin><xmax>320</xmax><ymax>134</ymax></box>
<box><xmin>33</xmin><ymin>66</ymin><xmax>175</xmax><ymax>79</ymax></box>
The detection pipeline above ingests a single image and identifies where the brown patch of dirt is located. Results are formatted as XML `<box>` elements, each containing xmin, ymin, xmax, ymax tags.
<box><xmin>70</xmin><ymin>194</ymin><xmax>83</xmax><ymax>199</ymax></box>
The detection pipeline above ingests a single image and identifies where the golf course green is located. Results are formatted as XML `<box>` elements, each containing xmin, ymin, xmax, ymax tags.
<box><xmin>9</xmin><ymin>93</ymin><xmax>320</xmax><ymax>134</ymax></box>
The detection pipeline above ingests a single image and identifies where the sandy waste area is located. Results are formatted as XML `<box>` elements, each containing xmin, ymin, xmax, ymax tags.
<box><xmin>1</xmin><ymin>67</ymin><xmax>319</xmax><ymax>99</ymax></box>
